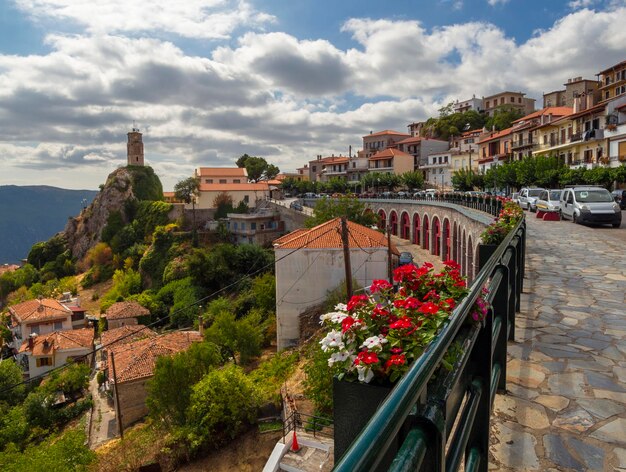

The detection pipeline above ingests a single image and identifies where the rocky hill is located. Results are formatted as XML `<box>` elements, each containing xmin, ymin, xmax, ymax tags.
<box><xmin>0</xmin><ymin>185</ymin><xmax>98</xmax><ymax>264</ymax></box>
<box><xmin>64</xmin><ymin>166</ymin><xmax>163</xmax><ymax>261</ymax></box>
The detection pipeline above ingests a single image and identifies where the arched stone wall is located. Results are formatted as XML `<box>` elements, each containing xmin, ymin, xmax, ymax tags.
<box><xmin>366</xmin><ymin>201</ymin><xmax>490</xmax><ymax>280</ymax></box>
<box><xmin>432</xmin><ymin>216</ymin><xmax>441</xmax><ymax>256</ymax></box>
<box><xmin>378</xmin><ymin>209</ymin><xmax>386</xmax><ymax>230</ymax></box>
<box><xmin>390</xmin><ymin>210</ymin><xmax>398</xmax><ymax>235</ymax></box>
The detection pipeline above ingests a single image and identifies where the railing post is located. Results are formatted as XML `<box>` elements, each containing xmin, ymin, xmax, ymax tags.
<box><xmin>492</xmin><ymin>265</ymin><xmax>509</xmax><ymax>391</ymax></box>
<box><xmin>414</xmin><ymin>404</ymin><xmax>446</xmax><ymax>472</ymax></box>
<box><xmin>506</xmin><ymin>245</ymin><xmax>517</xmax><ymax>342</ymax></box>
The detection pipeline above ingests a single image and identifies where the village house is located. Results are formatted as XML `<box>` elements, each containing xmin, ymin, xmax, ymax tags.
<box><xmin>193</xmin><ymin>167</ymin><xmax>271</xmax><ymax>209</ymax></box>
<box><xmin>99</xmin><ymin>325</ymin><xmax>157</xmax><ymax>366</ymax></box>
<box><xmin>273</xmin><ymin>218</ymin><xmax>399</xmax><ymax>350</ymax></box>
<box><xmin>227</xmin><ymin>209</ymin><xmax>285</xmax><ymax>245</ymax></box>
<box><xmin>8</xmin><ymin>298</ymin><xmax>74</xmax><ymax>351</ymax></box>
<box><xmin>104</xmin><ymin>301</ymin><xmax>150</xmax><ymax>330</ymax></box>
<box><xmin>18</xmin><ymin>328</ymin><xmax>94</xmax><ymax>378</ymax></box>
<box><xmin>477</xmin><ymin>127</ymin><xmax>513</xmax><ymax>173</ymax></box>
<box><xmin>106</xmin><ymin>331</ymin><xmax>202</xmax><ymax>429</ymax></box>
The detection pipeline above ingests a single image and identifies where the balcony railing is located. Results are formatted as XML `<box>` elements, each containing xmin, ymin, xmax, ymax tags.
<box><xmin>334</xmin><ymin>217</ymin><xmax>526</xmax><ymax>472</ymax></box>
<box><xmin>511</xmin><ymin>139</ymin><xmax>535</xmax><ymax>149</ymax></box>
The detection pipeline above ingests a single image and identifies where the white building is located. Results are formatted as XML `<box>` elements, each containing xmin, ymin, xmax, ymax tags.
<box><xmin>8</xmin><ymin>298</ymin><xmax>74</xmax><ymax>351</ymax></box>
<box><xmin>423</xmin><ymin>152</ymin><xmax>453</xmax><ymax>190</ymax></box>
<box><xmin>273</xmin><ymin>218</ymin><xmax>399</xmax><ymax>350</ymax></box>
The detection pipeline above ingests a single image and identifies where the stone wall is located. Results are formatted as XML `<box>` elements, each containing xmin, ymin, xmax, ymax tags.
<box><xmin>267</xmin><ymin>202</ymin><xmax>308</xmax><ymax>233</ymax></box>
<box><xmin>115</xmin><ymin>377</ymin><xmax>150</xmax><ymax>430</ymax></box>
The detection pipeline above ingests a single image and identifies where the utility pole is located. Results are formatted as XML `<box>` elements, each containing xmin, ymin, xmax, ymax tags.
<box><xmin>110</xmin><ymin>351</ymin><xmax>124</xmax><ymax>439</ymax></box>
<box><xmin>340</xmin><ymin>217</ymin><xmax>353</xmax><ymax>299</ymax></box>
<box><xmin>387</xmin><ymin>224</ymin><xmax>393</xmax><ymax>283</ymax></box>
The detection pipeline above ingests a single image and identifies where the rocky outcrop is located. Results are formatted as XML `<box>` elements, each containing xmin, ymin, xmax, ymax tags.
<box><xmin>64</xmin><ymin>167</ymin><xmax>138</xmax><ymax>261</ymax></box>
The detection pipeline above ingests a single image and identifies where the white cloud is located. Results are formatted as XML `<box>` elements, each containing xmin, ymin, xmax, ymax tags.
<box><xmin>487</xmin><ymin>0</ymin><xmax>510</xmax><ymax>5</ymax></box>
<box><xmin>14</xmin><ymin>0</ymin><xmax>275</xmax><ymax>39</ymax></box>
<box><xmin>1</xmin><ymin>4</ymin><xmax>626</xmax><ymax>190</ymax></box>
<box><xmin>568</xmin><ymin>0</ymin><xmax>596</xmax><ymax>9</ymax></box>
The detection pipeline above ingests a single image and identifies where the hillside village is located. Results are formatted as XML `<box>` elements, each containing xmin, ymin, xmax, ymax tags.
<box><xmin>0</xmin><ymin>58</ymin><xmax>625</xmax><ymax>471</ymax></box>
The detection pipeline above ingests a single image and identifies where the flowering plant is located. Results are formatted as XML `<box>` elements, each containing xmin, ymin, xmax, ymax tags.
<box><xmin>480</xmin><ymin>199</ymin><xmax>523</xmax><ymax>245</ymax></box>
<box><xmin>319</xmin><ymin>260</ymin><xmax>490</xmax><ymax>384</ymax></box>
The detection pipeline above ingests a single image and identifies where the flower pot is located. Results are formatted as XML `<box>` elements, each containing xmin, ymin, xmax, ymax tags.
<box><xmin>333</xmin><ymin>377</ymin><xmax>397</xmax><ymax>469</ymax></box>
<box><xmin>478</xmin><ymin>243</ymin><xmax>498</xmax><ymax>271</ymax></box>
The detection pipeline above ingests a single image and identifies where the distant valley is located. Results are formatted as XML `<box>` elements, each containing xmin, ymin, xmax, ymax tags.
<box><xmin>0</xmin><ymin>185</ymin><xmax>98</xmax><ymax>264</ymax></box>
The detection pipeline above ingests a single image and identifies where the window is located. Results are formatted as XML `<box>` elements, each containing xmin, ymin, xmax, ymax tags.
<box><xmin>54</xmin><ymin>321</ymin><xmax>63</xmax><ymax>330</ymax></box>
<box><xmin>30</xmin><ymin>325</ymin><xmax>40</xmax><ymax>335</ymax></box>
<box><xmin>206</xmin><ymin>179</ymin><xmax>213</xmax><ymax>184</ymax></box>
<box><xmin>500</xmin><ymin>97</ymin><xmax>504</xmax><ymax>105</ymax></box>
<box><xmin>241</xmin><ymin>223</ymin><xmax>245</xmax><ymax>230</ymax></box>
<box><xmin>251</xmin><ymin>222</ymin><xmax>256</xmax><ymax>230</ymax></box>
<box><xmin>510</xmin><ymin>97</ymin><xmax>515</xmax><ymax>103</ymax></box>
<box><xmin>518</xmin><ymin>97</ymin><xmax>522</xmax><ymax>103</ymax></box>
<box><xmin>233</xmin><ymin>222</ymin><xmax>238</xmax><ymax>230</ymax></box>
<box><xmin>244</xmin><ymin>195</ymin><xmax>249</xmax><ymax>203</ymax></box>
<box><xmin>485</xmin><ymin>101</ymin><xmax>490</xmax><ymax>108</ymax></box>
<box><xmin>36</xmin><ymin>357</ymin><xmax>52</xmax><ymax>367</ymax></box>
<box><xmin>233</xmin><ymin>179</ymin><xmax>241</xmax><ymax>183</ymax></box>
<box><xmin>219</xmin><ymin>179</ymin><xmax>226</xmax><ymax>184</ymax></box>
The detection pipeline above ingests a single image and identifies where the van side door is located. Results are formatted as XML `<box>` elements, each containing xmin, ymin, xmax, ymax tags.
<box><xmin>561</xmin><ymin>190</ymin><xmax>573</xmax><ymax>218</ymax></box>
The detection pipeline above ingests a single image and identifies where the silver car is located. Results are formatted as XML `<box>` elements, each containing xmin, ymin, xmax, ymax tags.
<box><xmin>560</xmin><ymin>186</ymin><xmax>622</xmax><ymax>228</ymax></box>
<box><xmin>518</xmin><ymin>187</ymin><xmax>546</xmax><ymax>212</ymax></box>
<box><xmin>535</xmin><ymin>189</ymin><xmax>562</xmax><ymax>213</ymax></box>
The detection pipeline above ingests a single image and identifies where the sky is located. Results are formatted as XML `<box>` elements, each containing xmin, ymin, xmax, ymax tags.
<box><xmin>0</xmin><ymin>0</ymin><xmax>625</xmax><ymax>191</ymax></box>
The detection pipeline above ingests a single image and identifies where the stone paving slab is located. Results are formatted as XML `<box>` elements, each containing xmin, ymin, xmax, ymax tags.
<box><xmin>489</xmin><ymin>215</ymin><xmax>626</xmax><ymax>472</ymax></box>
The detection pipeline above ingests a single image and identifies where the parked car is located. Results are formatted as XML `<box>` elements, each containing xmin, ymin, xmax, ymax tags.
<box><xmin>535</xmin><ymin>189</ymin><xmax>563</xmax><ymax>213</ymax></box>
<box><xmin>290</xmin><ymin>201</ymin><xmax>303</xmax><ymax>211</ymax></box>
<box><xmin>518</xmin><ymin>188</ymin><xmax>545</xmax><ymax>212</ymax></box>
<box><xmin>398</xmin><ymin>252</ymin><xmax>415</xmax><ymax>266</ymax></box>
<box><xmin>611</xmin><ymin>189</ymin><xmax>626</xmax><ymax>210</ymax></box>
<box><xmin>560</xmin><ymin>186</ymin><xmax>621</xmax><ymax>227</ymax></box>
<box><xmin>510</xmin><ymin>192</ymin><xmax>520</xmax><ymax>205</ymax></box>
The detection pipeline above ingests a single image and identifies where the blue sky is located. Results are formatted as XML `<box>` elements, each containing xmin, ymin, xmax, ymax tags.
<box><xmin>0</xmin><ymin>0</ymin><xmax>624</xmax><ymax>190</ymax></box>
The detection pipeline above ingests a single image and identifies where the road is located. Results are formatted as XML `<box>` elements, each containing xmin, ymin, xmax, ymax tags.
<box><xmin>489</xmin><ymin>211</ymin><xmax>626</xmax><ymax>471</ymax></box>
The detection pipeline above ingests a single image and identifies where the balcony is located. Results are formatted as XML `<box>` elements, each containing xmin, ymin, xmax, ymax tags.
<box><xmin>511</xmin><ymin>139</ymin><xmax>535</xmax><ymax>150</ymax></box>
<box><xmin>604</xmin><ymin>122</ymin><xmax>626</xmax><ymax>138</ymax></box>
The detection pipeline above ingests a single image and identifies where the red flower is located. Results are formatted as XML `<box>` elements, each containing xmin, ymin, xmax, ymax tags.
<box><xmin>422</xmin><ymin>290</ymin><xmax>440</xmax><ymax>302</ymax></box>
<box><xmin>370</xmin><ymin>279</ymin><xmax>392</xmax><ymax>293</ymax></box>
<box><xmin>389</xmin><ymin>316</ymin><xmax>413</xmax><ymax>330</ymax></box>
<box><xmin>372</xmin><ymin>305</ymin><xmax>390</xmax><ymax>318</ymax></box>
<box><xmin>385</xmin><ymin>354</ymin><xmax>407</xmax><ymax>369</ymax></box>
<box><xmin>341</xmin><ymin>316</ymin><xmax>359</xmax><ymax>333</ymax></box>
<box><xmin>355</xmin><ymin>350</ymin><xmax>379</xmax><ymax>365</ymax></box>
<box><xmin>443</xmin><ymin>298</ymin><xmax>456</xmax><ymax>310</ymax></box>
<box><xmin>454</xmin><ymin>280</ymin><xmax>466</xmax><ymax>288</ymax></box>
<box><xmin>347</xmin><ymin>294</ymin><xmax>368</xmax><ymax>311</ymax></box>
<box><xmin>443</xmin><ymin>260</ymin><xmax>460</xmax><ymax>270</ymax></box>
<box><xmin>418</xmin><ymin>302</ymin><xmax>440</xmax><ymax>316</ymax></box>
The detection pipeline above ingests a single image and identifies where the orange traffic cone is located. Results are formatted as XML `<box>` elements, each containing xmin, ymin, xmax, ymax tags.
<box><xmin>291</xmin><ymin>430</ymin><xmax>301</xmax><ymax>452</ymax></box>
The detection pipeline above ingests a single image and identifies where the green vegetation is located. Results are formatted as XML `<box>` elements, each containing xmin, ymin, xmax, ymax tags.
<box><xmin>126</xmin><ymin>165</ymin><xmax>164</xmax><ymax>201</ymax></box>
<box><xmin>305</xmin><ymin>194</ymin><xmax>379</xmax><ymax>228</ymax></box>
<box><xmin>236</xmin><ymin>154</ymin><xmax>280</xmax><ymax>182</ymax></box>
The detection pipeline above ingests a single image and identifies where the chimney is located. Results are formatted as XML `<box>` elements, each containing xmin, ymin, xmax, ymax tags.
<box><xmin>349</xmin><ymin>145</ymin><xmax>352</xmax><ymax>158</ymax></box>
<box><xmin>28</xmin><ymin>333</ymin><xmax>36</xmax><ymax>350</ymax></box>
<box><xmin>573</xmin><ymin>96</ymin><xmax>580</xmax><ymax>114</ymax></box>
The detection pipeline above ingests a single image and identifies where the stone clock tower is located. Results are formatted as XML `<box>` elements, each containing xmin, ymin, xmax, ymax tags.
<box><xmin>127</xmin><ymin>127</ymin><xmax>144</xmax><ymax>166</ymax></box>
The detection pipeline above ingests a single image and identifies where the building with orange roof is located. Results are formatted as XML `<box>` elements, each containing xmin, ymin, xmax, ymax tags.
<box><xmin>368</xmin><ymin>148</ymin><xmax>414</xmax><ymax>176</ymax></box>
<box><xmin>8</xmin><ymin>298</ymin><xmax>74</xmax><ymax>349</ymax></box>
<box><xmin>307</xmin><ymin>155</ymin><xmax>350</xmax><ymax>182</ymax></box>
<box><xmin>105</xmin><ymin>330</ymin><xmax>202</xmax><ymax>429</ymax></box>
<box><xmin>19</xmin><ymin>328</ymin><xmax>94</xmax><ymax>378</ymax></box>
<box><xmin>273</xmin><ymin>218</ymin><xmax>399</xmax><ymax>349</ymax></box>
<box><xmin>510</xmin><ymin>107</ymin><xmax>573</xmax><ymax>161</ymax></box>
<box><xmin>597</xmin><ymin>60</ymin><xmax>626</xmax><ymax>103</ymax></box>
<box><xmin>361</xmin><ymin>130</ymin><xmax>411</xmax><ymax>159</ymax></box>
<box><xmin>482</xmin><ymin>91</ymin><xmax>535</xmax><ymax>117</ymax></box>
<box><xmin>395</xmin><ymin>137</ymin><xmax>449</xmax><ymax>171</ymax></box>
<box><xmin>477</xmin><ymin>127</ymin><xmax>514</xmax><ymax>172</ymax></box>
<box><xmin>190</xmin><ymin>166</ymin><xmax>272</xmax><ymax>208</ymax></box>
<box><xmin>104</xmin><ymin>301</ymin><xmax>151</xmax><ymax>330</ymax></box>
<box><xmin>162</xmin><ymin>191</ymin><xmax>182</xmax><ymax>203</ymax></box>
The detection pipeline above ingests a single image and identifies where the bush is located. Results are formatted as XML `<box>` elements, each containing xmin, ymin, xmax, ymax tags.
<box><xmin>249</xmin><ymin>351</ymin><xmax>299</xmax><ymax>403</ymax></box>
<box><xmin>302</xmin><ymin>333</ymin><xmax>334</xmax><ymax>414</ymax></box>
<box><xmin>99</xmin><ymin>268</ymin><xmax>142</xmax><ymax>311</ymax></box>
<box><xmin>204</xmin><ymin>310</ymin><xmax>264</xmax><ymax>365</ymax></box>
<box><xmin>185</xmin><ymin>365</ymin><xmax>260</xmax><ymax>452</ymax></box>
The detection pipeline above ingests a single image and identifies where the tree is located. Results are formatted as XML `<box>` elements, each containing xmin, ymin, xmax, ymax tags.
<box><xmin>174</xmin><ymin>176</ymin><xmax>200</xmax><ymax>246</ymax></box>
<box><xmin>305</xmin><ymin>194</ymin><xmax>379</xmax><ymax>228</ymax></box>
<box><xmin>0</xmin><ymin>360</ymin><xmax>25</xmax><ymax>405</ymax></box>
<box><xmin>235</xmin><ymin>154</ymin><xmax>280</xmax><ymax>182</ymax></box>
<box><xmin>400</xmin><ymin>171</ymin><xmax>424</xmax><ymax>190</ymax></box>
<box><xmin>147</xmin><ymin>342</ymin><xmax>222</xmax><ymax>426</ymax></box>
<box><xmin>204</xmin><ymin>311</ymin><xmax>264</xmax><ymax>365</ymax></box>
<box><xmin>485</xmin><ymin>105</ymin><xmax>524</xmax><ymax>131</ymax></box>
<box><xmin>451</xmin><ymin>168</ymin><xmax>483</xmax><ymax>191</ymax></box>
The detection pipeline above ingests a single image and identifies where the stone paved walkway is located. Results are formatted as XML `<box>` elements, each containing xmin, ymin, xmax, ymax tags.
<box><xmin>490</xmin><ymin>214</ymin><xmax>626</xmax><ymax>471</ymax></box>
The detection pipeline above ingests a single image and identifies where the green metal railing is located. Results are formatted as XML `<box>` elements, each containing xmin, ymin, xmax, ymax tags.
<box><xmin>333</xmin><ymin>217</ymin><xmax>526</xmax><ymax>472</ymax></box>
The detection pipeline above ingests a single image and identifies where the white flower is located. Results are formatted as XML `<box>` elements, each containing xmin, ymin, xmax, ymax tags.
<box><xmin>329</xmin><ymin>312</ymin><xmax>348</xmax><ymax>324</ymax></box>
<box><xmin>328</xmin><ymin>350</ymin><xmax>351</xmax><ymax>367</ymax></box>
<box><xmin>356</xmin><ymin>365</ymin><xmax>374</xmax><ymax>383</ymax></box>
<box><xmin>334</xmin><ymin>303</ymin><xmax>348</xmax><ymax>312</ymax></box>
<box><xmin>360</xmin><ymin>335</ymin><xmax>387</xmax><ymax>350</ymax></box>
<box><xmin>320</xmin><ymin>329</ymin><xmax>344</xmax><ymax>352</ymax></box>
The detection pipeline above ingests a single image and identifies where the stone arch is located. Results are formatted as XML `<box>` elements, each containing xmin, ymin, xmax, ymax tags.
<box><xmin>413</xmin><ymin>213</ymin><xmax>421</xmax><ymax>246</ymax></box>
<box><xmin>461</xmin><ymin>228</ymin><xmax>467</xmax><ymax>277</ymax></box>
<box><xmin>389</xmin><ymin>210</ymin><xmax>398</xmax><ymax>235</ymax></box>
<box><xmin>432</xmin><ymin>216</ymin><xmax>441</xmax><ymax>256</ymax></box>
<box><xmin>422</xmin><ymin>214</ymin><xmax>430</xmax><ymax>252</ymax></box>
<box><xmin>443</xmin><ymin>218</ymin><xmax>451</xmax><ymax>261</ymax></box>
<box><xmin>467</xmin><ymin>235</ymin><xmax>474</xmax><ymax>282</ymax></box>
<box><xmin>400</xmin><ymin>211</ymin><xmax>411</xmax><ymax>240</ymax></box>
<box><xmin>378</xmin><ymin>209</ymin><xmax>386</xmax><ymax>230</ymax></box>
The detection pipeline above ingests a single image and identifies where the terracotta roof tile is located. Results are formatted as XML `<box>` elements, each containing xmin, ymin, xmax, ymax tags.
<box><xmin>19</xmin><ymin>328</ymin><xmax>94</xmax><ymax>355</ymax></box>
<box><xmin>9</xmin><ymin>298</ymin><xmax>71</xmax><ymax>323</ymax></box>
<box><xmin>363</xmin><ymin>130</ymin><xmax>411</xmax><ymax>138</ymax></box>
<box><xmin>100</xmin><ymin>325</ymin><xmax>157</xmax><ymax>348</ymax></box>
<box><xmin>108</xmin><ymin>331</ymin><xmax>202</xmax><ymax>383</ymax></box>
<box><xmin>197</xmin><ymin>167</ymin><xmax>248</xmax><ymax>177</ymax></box>
<box><xmin>512</xmin><ymin>107</ymin><xmax>573</xmax><ymax>123</ymax></box>
<box><xmin>368</xmin><ymin>148</ymin><xmax>412</xmax><ymax>160</ymax></box>
<box><xmin>395</xmin><ymin>136</ymin><xmax>423</xmax><ymax>145</ymax></box>
<box><xmin>273</xmin><ymin>217</ymin><xmax>399</xmax><ymax>254</ymax></box>
<box><xmin>477</xmin><ymin>127</ymin><xmax>513</xmax><ymax>144</ymax></box>
<box><xmin>105</xmin><ymin>301</ymin><xmax>150</xmax><ymax>320</ymax></box>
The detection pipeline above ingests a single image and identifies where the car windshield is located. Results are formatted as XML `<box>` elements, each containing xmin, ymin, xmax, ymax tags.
<box><xmin>549</xmin><ymin>191</ymin><xmax>561</xmax><ymax>201</ymax></box>
<box><xmin>529</xmin><ymin>189</ymin><xmax>543</xmax><ymax>197</ymax></box>
<box><xmin>574</xmin><ymin>189</ymin><xmax>613</xmax><ymax>203</ymax></box>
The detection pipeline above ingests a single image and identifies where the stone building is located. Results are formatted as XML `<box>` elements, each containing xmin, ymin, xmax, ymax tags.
<box><xmin>127</xmin><ymin>127</ymin><xmax>144</xmax><ymax>166</ymax></box>
<box><xmin>104</xmin><ymin>301</ymin><xmax>150</xmax><ymax>330</ymax></box>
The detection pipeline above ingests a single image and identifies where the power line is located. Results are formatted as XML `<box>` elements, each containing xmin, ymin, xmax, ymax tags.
<box><xmin>0</xmin><ymin>225</ymin><xmax>337</xmax><ymax>395</ymax></box>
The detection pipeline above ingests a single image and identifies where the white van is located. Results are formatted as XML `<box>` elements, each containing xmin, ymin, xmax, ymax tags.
<box><xmin>560</xmin><ymin>186</ymin><xmax>621</xmax><ymax>228</ymax></box>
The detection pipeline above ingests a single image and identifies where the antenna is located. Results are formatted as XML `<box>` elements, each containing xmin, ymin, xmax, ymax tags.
<box><xmin>132</xmin><ymin>120</ymin><xmax>139</xmax><ymax>132</ymax></box>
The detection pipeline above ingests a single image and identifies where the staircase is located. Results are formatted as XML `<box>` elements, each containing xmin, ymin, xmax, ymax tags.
<box><xmin>263</xmin><ymin>431</ymin><xmax>333</xmax><ymax>472</ymax></box>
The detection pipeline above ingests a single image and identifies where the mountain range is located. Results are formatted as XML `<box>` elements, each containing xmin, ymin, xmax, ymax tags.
<box><xmin>0</xmin><ymin>185</ymin><xmax>98</xmax><ymax>264</ymax></box>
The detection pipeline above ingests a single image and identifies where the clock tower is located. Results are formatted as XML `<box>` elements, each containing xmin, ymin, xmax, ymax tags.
<box><xmin>127</xmin><ymin>127</ymin><xmax>144</xmax><ymax>166</ymax></box>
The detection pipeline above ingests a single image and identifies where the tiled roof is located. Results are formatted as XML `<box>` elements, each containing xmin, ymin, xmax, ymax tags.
<box><xmin>0</xmin><ymin>264</ymin><xmax>20</xmax><ymax>276</ymax></box>
<box><xmin>549</xmin><ymin>103</ymin><xmax>606</xmax><ymax>126</ymax></box>
<box><xmin>19</xmin><ymin>328</ymin><xmax>94</xmax><ymax>356</ymax></box>
<box><xmin>322</xmin><ymin>157</ymin><xmax>349</xmax><ymax>164</ymax></box>
<box><xmin>363</xmin><ymin>130</ymin><xmax>411</xmax><ymax>138</ymax></box>
<box><xmin>512</xmin><ymin>107</ymin><xmax>573</xmax><ymax>123</ymax></box>
<box><xmin>107</xmin><ymin>331</ymin><xmax>202</xmax><ymax>383</ymax></box>
<box><xmin>9</xmin><ymin>298</ymin><xmax>71</xmax><ymax>323</ymax></box>
<box><xmin>197</xmin><ymin>167</ymin><xmax>248</xmax><ymax>177</ymax></box>
<box><xmin>198</xmin><ymin>183</ymin><xmax>270</xmax><ymax>192</ymax></box>
<box><xmin>598</xmin><ymin>60</ymin><xmax>626</xmax><ymax>75</ymax></box>
<box><xmin>100</xmin><ymin>325</ymin><xmax>157</xmax><ymax>349</ymax></box>
<box><xmin>273</xmin><ymin>217</ymin><xmax>399</xmax><ymax>255</ymax></box>
<box><xmin>368</xmin><ymin>148</ymin><xmax>412</xmax><ymax>160</ymax></box>
<box><xmin>163</xmin><ymin>191</ymin><xmax>175</xmax><ymax>197</ymax></box>
<box><xmin>395</xmin><ymin>136</ymin><xmax>422</xmax><ymax>145</ymax></box>
<box><xmin>273</xmin><ymin>229</ymin><xmax>308</xmax><ymax>245</ymax></box>
<box><xmin>105</xmin><ymin>301</ymin><xmax>150</xmax><ymax>320</ymax></box>
<box><xmin>477</xmin><ymin>127</ymin><xmax>513</xmax><ymax>144</ymax></box>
